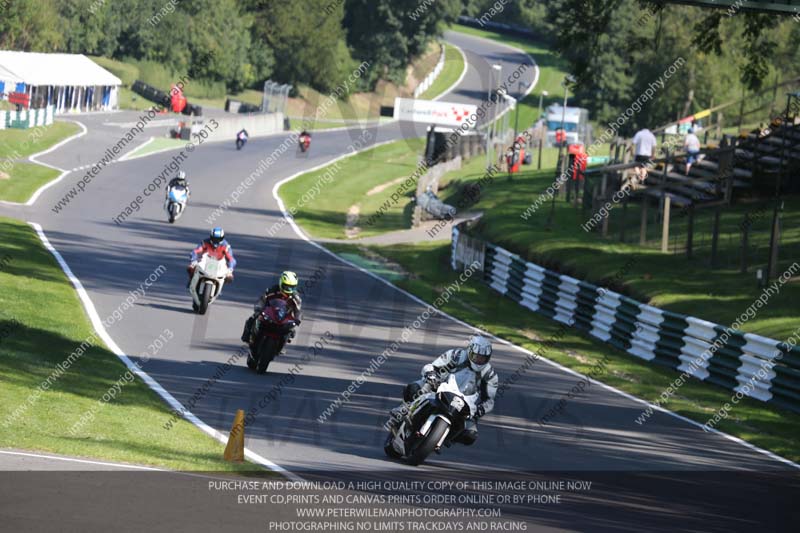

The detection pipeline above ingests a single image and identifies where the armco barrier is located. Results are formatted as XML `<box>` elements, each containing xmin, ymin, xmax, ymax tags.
<box><xmin>0</xmin><ymin>105</ymin><xmax>55</xmax><ymax>130</ymax></box>
<box><xmin>452</xmin><ymin>222</ymin><xmax>800</xmax><ymax>413</ymax></box>
<box><xmin>413</xmin><ymin>44</ymin><xmax>446</xmax><ymax>98</ymax></box>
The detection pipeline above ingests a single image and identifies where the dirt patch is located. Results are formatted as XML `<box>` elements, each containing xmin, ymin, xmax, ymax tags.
<box><xmin>366</xmin><ymin>176</ymin><xmax>406</xmax><ymax>196</ymax></box>
<box><xmin>0</xmin><ymin>171</ymin><xmax>9</xmax><ymax>180</ymax></box>
<box><xmin>345</xmin><ymin>204</ymin><xmax>361</xmax><ymax>239</ymax></box>
<box><xmin>357</xmin><ymin>246</ymin><xmax>413</xmax><ymax>279</ymax></box>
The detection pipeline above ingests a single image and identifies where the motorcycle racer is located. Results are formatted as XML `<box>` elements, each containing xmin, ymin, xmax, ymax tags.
<box><xmin>167</xmin><ymin>170</ymin><xmax>190</xmax><ymax>195</ymax></box>
<box><xmin>188</xmin><ymin>227</ymin><xmax>236</xmax><ymax>284</ymax></box>
<box><xmin>389</xmin><ymin>335</ymin><xmax>498</xmax><ymax>445</ymax></box>
<box><xmin>241</xmin><ymin>271</ymin><xmax>302</xmax><ymax>352</ymax></box>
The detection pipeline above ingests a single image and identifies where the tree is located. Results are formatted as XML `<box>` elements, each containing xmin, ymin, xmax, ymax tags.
<box><xmin>247</xmin><ymin>0</ymin><xmax>353</xmax><ymax>93</ymax></box>
<box><xmin>344</xmin><ymin>0</ymin><xmax>460</xmax><ymax>88</ymax></box>
<box><xmin>0</xmin><ymin>0</ymin><xmax>62</xmax><ymax>51</ymax></box>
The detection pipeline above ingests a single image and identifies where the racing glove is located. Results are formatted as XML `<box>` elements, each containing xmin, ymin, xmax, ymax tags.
<box><xmin>474</xmin><ymin>404</ymin><xmax>486</xmax><ymax>419</ymax></box>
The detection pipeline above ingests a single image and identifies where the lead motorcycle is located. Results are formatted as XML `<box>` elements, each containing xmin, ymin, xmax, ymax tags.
<box><xmin>384</xmin><ymin>374</ymin><xmax>478</xmax><ymax>465</ymax></box>
<box><xmin>165</xmin><ymin>185</ymin><xmax>188</xmax><ymax>223</ymax></box>
<box><xmin>188</xmin><ymin>255</ymin><xmax>231</xmax><ymax>314</ymax></box>
<box><xmin>246</xmin><ymin>299</ymin><xmax>298</xmax><ymax>374</ymax></box>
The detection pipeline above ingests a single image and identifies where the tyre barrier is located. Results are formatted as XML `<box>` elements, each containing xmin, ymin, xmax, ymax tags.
<box><xmin>225</xmin><ymin>98</ymin><xmax>261</xmax><ymax>114</ymax></box>
<box><xmin>131</xmin><ymin>80</ymin><xmax>201</xmax><ymax>116</ymax></box>
<box><xmin>451</xmin><ymin>223</ymin><xmax>800</xmax><ymax>413</ymax></box>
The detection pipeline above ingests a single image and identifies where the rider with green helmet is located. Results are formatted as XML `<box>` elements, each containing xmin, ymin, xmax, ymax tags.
<box><xmin>241</xmin><ymin>271</ymin><xmax>302</xmax><ymax>351</ymax></box>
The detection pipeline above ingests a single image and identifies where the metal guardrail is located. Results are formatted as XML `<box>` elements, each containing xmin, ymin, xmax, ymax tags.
<box><xmin>413</xmin><ymin>44</ymin><xmax>446</xmax><ymax>98</ymax></box>
<box><xmin>451</xmin><ymin>222</ymin><xmax>800</xmax><ymax>413</ymax></box>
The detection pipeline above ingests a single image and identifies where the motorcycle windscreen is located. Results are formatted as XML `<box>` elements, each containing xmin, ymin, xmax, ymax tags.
<box><xmin>199</xmin><ymin>256</ymin><xmax>228</xmax><ymax>278</ymax></box>
<box><xmin>169</xmin><ymin>187</ymin><xmax>187</xmax><ymax>202</ymax></box>
<box><xmin>269</xmin><ymin>299</ymin><xmax>289</xmax><ymax>321</ymax></box>
<box><xmin>442</xmin><ymin>374</ymin><xmax>480</xmax><ymax>415</ymax></box>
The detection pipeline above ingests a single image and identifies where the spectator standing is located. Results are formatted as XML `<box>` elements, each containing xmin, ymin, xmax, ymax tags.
<box><xmin>683</xmin><ymin>128</ymin><xmax>701</xmax><ymax>175</ymax></box>
<box><xmin>632</xmin><ymin>127</ymin><xmax>657</xmax><ymax>183</ymax></box>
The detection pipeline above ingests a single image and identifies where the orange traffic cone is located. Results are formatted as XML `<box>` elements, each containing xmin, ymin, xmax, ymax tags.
<box><xmin>223</xmin><ymin>409</ymin><xmax>245</xmax><ymax>462</ymax></box>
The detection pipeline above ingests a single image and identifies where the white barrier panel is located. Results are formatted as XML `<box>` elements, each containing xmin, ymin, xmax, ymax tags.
<box><xmin>413</xmin><ymin>45</ymin><xmax>446</xmax><ymax>98</ymax></box>
<box><xmin>393</xmin><ymin>98</ymin><xmax>477</xmax><ymax>128</ymax></box>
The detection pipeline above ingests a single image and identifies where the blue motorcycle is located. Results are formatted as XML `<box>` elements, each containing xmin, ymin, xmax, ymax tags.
<box><xmin>165</xmin><ymin>185</ymin><xmax>188</xmax><ymax>223</ymax></box>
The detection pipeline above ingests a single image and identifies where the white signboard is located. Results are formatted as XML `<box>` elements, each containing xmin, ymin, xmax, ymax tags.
<box><xmin>393</xmin><ymin>98</ymin><xmax>478</xmax><ymax>128</ymax></box>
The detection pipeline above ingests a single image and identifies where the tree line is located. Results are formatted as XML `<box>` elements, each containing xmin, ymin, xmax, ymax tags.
<box><xmin>463</xmin><ymin>0</ymin><xmax>800</xmax><ymax>132</ymax></box>
<box><xmin>0</xmin><ymin>0</ymin><xmax>461</xmax><ymax>94</ymax></box>
<box><xmin>2</xmin><ymin>0</ymin><xmax>797</xmax><ymax>130</ymax></box>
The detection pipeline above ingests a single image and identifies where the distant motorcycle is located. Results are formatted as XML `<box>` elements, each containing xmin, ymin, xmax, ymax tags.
<box><xmin>299</xmin><ymin>133</ymin><xmax>311</xmax><ymax>153</ymax></box>
<box><xmin>188</xmin><ymin>255</ymin><xmax>231</xmax><ymax>314</ymax></box>
<box><xmin>246</xmin><ymin>299</ymin><xmax>299</xmax><ymax>374</ymax></box>
<box><xmin>165</xmin><ymin>185</ymin><xmax>188</xmax><ymax>223</ymax></box>
<box><xmin>384</xmin><ymin>374</ymin><xmax>478</xmax><ymax>466</ymax></box>
<box><xmin>236</xmin><ymin>132</ymin><xmax>248</xmax><ymax>150</ymax></box>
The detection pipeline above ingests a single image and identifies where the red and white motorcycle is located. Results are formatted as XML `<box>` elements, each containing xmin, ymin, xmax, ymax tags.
<box><xmin>188</xmin><ymin>255</ymin><xmax>231</xmax><ymax>314</ymax></box>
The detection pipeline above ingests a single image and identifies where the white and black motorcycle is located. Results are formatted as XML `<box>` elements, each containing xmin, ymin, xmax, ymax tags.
<box><xmin>165</xmin><ymin>185</ymin><xmax>188</xmax><ymax>223</ymax></box>
<box><xmin>188</xmin><ymin>255</ymin><xmax>231</xmax><ymax>314</ymax></box>
<box><xmin>384</xmin><ymin>374</ymin><xmax>479</xmax><ymax>466</ymax></box>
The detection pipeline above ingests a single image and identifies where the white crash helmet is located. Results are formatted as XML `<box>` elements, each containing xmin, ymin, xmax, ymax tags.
<box><xmin>467</xmin><ymin>335</ymin><xmax>492</xmax><ymax>371</ymax></box>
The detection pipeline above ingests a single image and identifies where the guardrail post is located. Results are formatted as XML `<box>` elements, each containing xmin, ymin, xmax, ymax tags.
<box><xmin>601</xmin><ymin>171</ymin><xmax>609</xmax><ymax>237</ymax></box>
<box><xmin>740</xmin><ymin>220</ymin><xmax>749</xmax><ymax>273</ymax></box>
<box><xmin>710</xmin><ymin>207</ymin><xmax>721</xmax><ymax>267</ymax></box>
<box><xmin>639</xmin><ymin>196</ymin><xmax>649</xmax><ymax>245</ymax></box>
<box><xmin>661</xmin><ymin>195</ymin><xmax>671</xmax><ymax>253</ymax></box>
<box><xmin>619</xmin><ymin>192</ymin><xmax>628</xmax><ymax>242</ymax></box>
<box><xmin>537</xmin><ymin>138</ymin><xmax>543</xmax><ymax>169</ymax></box>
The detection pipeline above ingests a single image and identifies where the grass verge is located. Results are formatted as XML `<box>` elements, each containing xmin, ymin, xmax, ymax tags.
<box><xmin>0</xmin><ymin>121</ymin><xmax>82</xmax><ymax>203</ymax></box>
<box><xmin>323</xmin><ymin>240</ymin><xmax>800</xmax><ymax>464</ymax></box>
<box><xmin>278</xmin><ymin>137</ymin><xmax>425</xmax><ymax>239</ymax></box>
<box><xmin>0</xmin><ymin>163</ymin><xmax>60</xmax><ymax>203</ymax></box>
<box><xmin>433</xmin><ymin>162</ymin><xmax>800</xmax><ymax>340</ymax></box>
<box><xmin>0</xmin><ymin>122</ymin><xmax>82</xmax><ymax>160</ymax></box>
<box><xmin>0</xmin><ymin>218</ymin><xmax>259</xmax><ymax>472</ymax></box>
<box><xmin>419</xmin><ymin>44</ymin><xmax>466</xmax><ymax>100</ymax></box>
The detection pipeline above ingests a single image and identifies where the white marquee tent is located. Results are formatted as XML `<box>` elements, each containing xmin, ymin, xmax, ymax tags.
<box><xmin>0</xmin><ymin>51</ymin><xmax>122</xmax><ymax>113</ymax></box>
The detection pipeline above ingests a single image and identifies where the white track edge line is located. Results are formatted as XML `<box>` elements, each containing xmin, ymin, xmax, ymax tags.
<box><xmin>26</xmin><ymin>221</ymin><xmax>304</xmax><ymax>481</ymax></box>
<box><xmin>432</xmin><ymin>43</ymin><xmax>469</xmax><ymax>101</ymax></box>
<box><xmin>117</xmin><ymin>136</ymin><xmax>156</xmax><ymax>162</ymax></box>
<box><xmin>4</xmin><ymin>120</ymin><xmax>88</xmax><ymax>207</ymax></box>
<box><xmin>0</xmin><ymin>450</ymin><xmax>165</xmax><ymax>471</ymax></box>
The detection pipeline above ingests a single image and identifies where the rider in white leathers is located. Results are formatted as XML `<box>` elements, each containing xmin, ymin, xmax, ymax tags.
<box><xmin>392</xmin><ymin>335</ymin><xmax>498</xmax><ymax>445</ymax></box>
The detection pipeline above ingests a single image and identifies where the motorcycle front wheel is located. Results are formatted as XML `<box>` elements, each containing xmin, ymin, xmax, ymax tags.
<box><xmin>383</xmin><ymin>433</ymin><xmax>401</xmax><ymax>459</ymax></box>
<box><xmin>408</xmin><ymin>418</ymin><xmax>449</xmax><ymax>466</ymax></box>
<box><xmin>198</xmin><ymin>281</ymin><xmax>213</xmax><ymax>315</ymax></box>
<box><xmin>256</xmin><ymin>336</ymin><xmax>278</xmax><ymax>374</ymax></box>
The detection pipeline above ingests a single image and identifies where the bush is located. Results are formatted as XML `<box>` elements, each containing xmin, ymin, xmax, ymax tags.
<box><xmin>183</xmin><ymin>79</ymin><xmax>226</xmax><ymax>100</ymax></box>
<box><xmin>126</xmin><ymin>59</ymin><xmax>224</xmax><ymax>100</ymax></box>
<box><xmin>131</xmin><ymin>59</ymin><xmax>179</xmax><ymax>92</ymax></box>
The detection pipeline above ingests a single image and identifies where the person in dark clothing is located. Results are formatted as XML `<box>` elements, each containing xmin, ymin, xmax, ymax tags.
<box><xmin>241</xmin><ymin>271</ymin><xmax>302</xmax><ymax>353</ymax></box>
<box><xmin>167</xmin><ymin>170</ymin><xmax>190</xmax><ymax>196</ymax></box>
